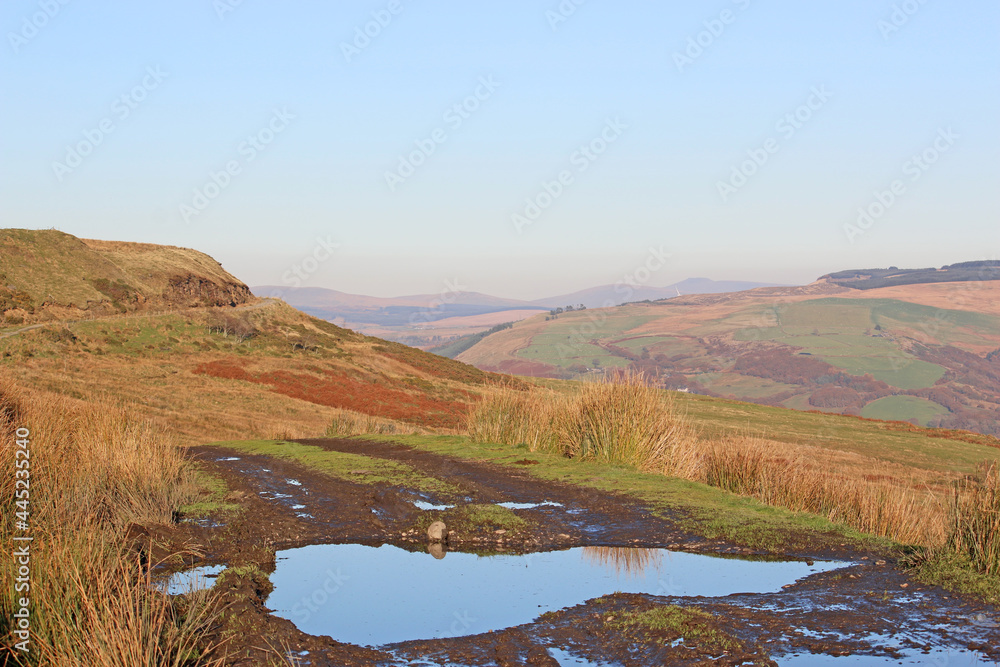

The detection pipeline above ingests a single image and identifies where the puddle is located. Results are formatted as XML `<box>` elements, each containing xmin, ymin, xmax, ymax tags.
<box><xmin>292</xmin><ymin>504</ymin><xmax>307</xmax><ymax>510</ymax></box>
<box><xmin>267</xmin><ymin>544</ymin><xmax>846</xmax><ymax>647</ymax></box>
<box><xmin>497</xmin><ymin>501</ymin><xmax>563</xmax><ymax>510</ymax></box>
<box><xmin>180</xmin><ymin>517</ymin><xmax>223</xmax><ymax>528</ymax></box>
<box><xmin>779</xmin><ymin>646</ymin><xmax>993</xmax><ymax>665</ymax></box>
<box><xmin>286</xmin><ymin>479</ymin><xmax>302</xmax><ymax>486</ymax></box>
<box><xmin>217</xmin><ymin>456</ymin><xmax>241</xmax><ymax>462</ymax></box>
<box><xmin>413</xmin><ymin>501</ymin><xmax>455</xmax><ymax>511</ymax></box>
<box><xmin>159</xmin><ymin>564</ymin><xmax>226</xmax><ymax>595</ymax></box>
<box><xmin>547</xmin><ymin>647</ymin><xmax>613</xmax><ymax>666</ymax></box>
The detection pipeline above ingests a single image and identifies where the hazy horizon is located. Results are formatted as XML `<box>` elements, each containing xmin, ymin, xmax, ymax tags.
<box><xmin>3</xmin><ymin>1</ymin><xmax>998</xmax><ymax>300</ymax></box>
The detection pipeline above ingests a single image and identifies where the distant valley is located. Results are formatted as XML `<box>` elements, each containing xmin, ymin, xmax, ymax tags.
<box><xmin>251</xmin><ymin>278</ymin><xmax>781</xmax><ymax>348</ymax></box>
<box><xmin>448</xmin><ymin>264</ymin><xmax>1000</xmax><ymax>436</ymax></box>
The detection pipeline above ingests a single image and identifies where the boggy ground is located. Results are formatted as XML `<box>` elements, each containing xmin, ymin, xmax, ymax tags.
<box><xmin>152</xmin><ymin>437</ymin><xmax>1000</xmax><ymax>666</ymax></box>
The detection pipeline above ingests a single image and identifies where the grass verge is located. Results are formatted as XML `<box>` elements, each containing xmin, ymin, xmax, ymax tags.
<box><xmin>0</xmin><ymin>376</ymin><xmax>221</xmax><ymax>666</ymax></box>
<box><xmin>209</xmin><ymin>439</ymin><xmax>460</xmax><ymax>498</ymax></box>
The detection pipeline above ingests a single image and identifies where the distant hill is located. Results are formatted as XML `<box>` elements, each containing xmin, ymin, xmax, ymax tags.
<box><xmin>454</xmin><ymin>279</ymin><xmax>1000</xmax><ymax>436</ymax></box>
<box><xmin>1</xmin><ymin>228</ymin><xmax>252</xmax><ymax>324</ymax></box>
<box><xmin>822</xmin><ymin>261</ymin><xmax>1000</xmax><ymax>291</ymax></box>
<box><xmin>251</xmin><ymin>285</ymin><xmax>546</xmax><ymax>326</ymax></box>
<box><xmin>531</xmin><ymin>278</ymin><xmax>786</xmax><ymax>309</ymax></box>
<box><xmin>253</xmin><ymin>279</ymin><xmax>786</xmax><ymax>324</ymax></box>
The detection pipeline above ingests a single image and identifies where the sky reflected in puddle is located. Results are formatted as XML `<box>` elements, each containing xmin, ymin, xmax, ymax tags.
<box><xmin>159</xmin><ymin>564</ymin><xmax>226</xmax><ymax>596</ymax></box>
<box><xmin>267</xmin><ymin>544</ymin><xmax>846</xmax><ymax>647</ymax></box>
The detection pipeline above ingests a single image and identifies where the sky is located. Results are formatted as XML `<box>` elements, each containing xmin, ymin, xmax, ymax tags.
<box><xmin>2</xmin><ymin>0</ymin><xmax>998</xmax><ymax>300</ymax></box>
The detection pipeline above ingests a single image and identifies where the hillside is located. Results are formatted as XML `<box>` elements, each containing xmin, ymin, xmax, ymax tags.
<box><xmin>455</xmin><ymin>279</ymin><xmax>1000</xmax><ymax>435</ymax></box>
<box><xmin>0</xmin><ymin>230</ymin><xmax>504</xmax><ymax>441</ymax></box>
<box><xmin>0</xmin><ymin>229</ymin><xmax>252</xmax><ymax>324</ymax></box>
<box><xmin>821</xmin><ymin>261</ymin><xmax>1000</xmax><ymax>290</ymax></box>
<box><xmin>531</xmin><ymin>278</ymin><xmax>786</xmax><ymax>309</ymax></box>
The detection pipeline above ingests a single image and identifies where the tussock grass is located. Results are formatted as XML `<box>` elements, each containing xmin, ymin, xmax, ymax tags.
<box><xmin>469</xmin><ymin>372</ymin><xmax>953</xmax><ymax>546</ymax></box>
<box><xmin>701</xmin><ymin>435</ymin><xmax>944</xmax><ymax>545</ymax></box>
<box><xmin>466</xmin><ymin>382</ymin><xmax>562</xmax><ymax>453</ymax></box>
<box><xmin>946</xmin><ymin>462</ymin><xmax>1000</xmax><ymax>576</ymax></box>
<box><xmin>0</xmin><ymin>377</ymin><xmax>221</xmax><ymax>666</ymax></box>
<box><xmin>324</xmin><ymin>409</ymin><xmax>422</xmax><ymax>438</ymax></box>
<box><xmin>557</xmin><ymin>374</ymin><xmax>698</xmax><ymax>475</ymax></box>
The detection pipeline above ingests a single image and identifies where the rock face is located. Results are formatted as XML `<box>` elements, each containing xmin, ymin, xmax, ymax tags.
<box><xmin>427</xmin><ymin>520</ymin><xmax>448</xmax><ymax>543</ymax></box>
<box><xmin>164</xmin><ymin>274</ymin><xmax>253</xmax><ymax>307</ymax></box>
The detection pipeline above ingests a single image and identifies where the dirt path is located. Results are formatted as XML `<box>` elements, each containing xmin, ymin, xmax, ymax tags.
<box><xmin>162</xmin><ymin>439</ymin><xmax>1000</xmax><ymax>666</ymax></box>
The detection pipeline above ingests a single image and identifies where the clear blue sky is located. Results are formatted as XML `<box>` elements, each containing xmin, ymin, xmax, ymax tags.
<box><xmin>2</xmin><ymin>1</ymin><xmax>998</xmax><ymax>299</ymax></box>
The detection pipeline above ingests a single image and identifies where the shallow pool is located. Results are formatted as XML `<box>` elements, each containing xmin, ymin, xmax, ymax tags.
<box><xmin>266</xmin><ymin>543</ymin><xmax>847</xmax><ymax>646</ymax></box>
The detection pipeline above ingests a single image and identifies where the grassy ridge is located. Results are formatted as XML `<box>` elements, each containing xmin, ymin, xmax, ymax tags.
<box><xmin>457</xmin><ymin>288</ymin><xmax>1000</xmax><ymax>433</ymax></box>
<box><xmin>1</xmin><ymin>229</ymin><xmax>251</xmax><ymax>323</ymax></box>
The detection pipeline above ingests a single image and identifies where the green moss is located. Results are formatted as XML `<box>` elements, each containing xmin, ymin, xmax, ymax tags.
<box><xmin>458</xmin><ymin>504</ymin><xmax>529</xmax><ymax>532</ymax></box>
<box><xmin>911</xmin><ymin>552</ymin><xmax>1000</xmax><ymax>605</ymax></box>
<box><xmin>608</xmin><ymin>605</ymin><xmax>743</xmax><ymax>652</ymax></box>
<box><xmin>209</xmin><ymin>439</ymin><xmax>460</xmax><ymax>497</ymax></box>
<box><xmin>178</xmin><ymin>464</ymin><xmax>241</xmax><ymax>516</ymax></box>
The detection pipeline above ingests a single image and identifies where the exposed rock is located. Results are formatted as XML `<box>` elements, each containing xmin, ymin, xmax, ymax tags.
<box><xmin>427</xmin><ymin>520</ymin><xmax>448</xmax><ymax>542</ymax></box>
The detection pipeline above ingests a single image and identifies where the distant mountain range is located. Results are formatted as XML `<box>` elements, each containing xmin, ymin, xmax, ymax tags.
<box><xmin>532</xmin><ymin>278</ymin><xmax>785</xmax><ymax>310</ymax></box>
<box><xmin>252</xmin><ymin>278</ymin><xmax>784</xmax><ymax>327</ymax></box>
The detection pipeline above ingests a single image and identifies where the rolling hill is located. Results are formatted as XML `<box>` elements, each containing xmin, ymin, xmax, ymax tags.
<box><xmin>251</xmin><ymin>279</ymin><xmax>784</xmax><ymax>349</ymax></box>
<box><xmin>530</xmin><ymin>277</ymin><xmax>786</xmax><ymax>309</ymax></box>
<box><xmin>0</xmin><ymin>228</ymin><xmax>252</xmax><ymax>324</ymax></box>
<box><xmin>0</xmin><ymin>230</ymin><xmax>505</xmax><ymax>442</ymax></box>
<box><xmin>454</xmin><ymin>279</ymin><xmax>1000</xmax><ymax>436</ymax></box>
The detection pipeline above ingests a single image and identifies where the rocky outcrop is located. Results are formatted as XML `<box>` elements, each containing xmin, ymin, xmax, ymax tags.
<box><xmin>163</xmin><ymin>274</ymin><xmax>252</xmax><ymax>308</ymax></box>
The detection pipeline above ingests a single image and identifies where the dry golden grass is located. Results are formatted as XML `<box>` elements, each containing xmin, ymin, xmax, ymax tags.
<box><xmin>0</xmin><ymin>377</ymin><xmax>222</xmax><ymax>666</ymax></box>
<box><xmin>946</xmin><ymin>462</ymin><xmax>1000</xmax><ymax>576</ymax></box>
<box><xmin>698</xmin><ymin>435</ymin><xmax>946</xmax><ymax>545</ymax></box>
<box><xmin>470</xmin><ymin>372</ymin><xmax>967</xmax><ymax>547</ymax></box>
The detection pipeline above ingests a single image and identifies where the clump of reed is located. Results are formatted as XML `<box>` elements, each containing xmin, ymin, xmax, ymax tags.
<box><xmin>466</xmin><ymin>382</ymin><xmax>563</xmax><ymax>453</ymax></box>
<box><xmin>701</xmin><ymin>435</ymin><xmax>945</xmax><ymax>545</ymax></box>
<box><xmin>945</xmin><ymin>462</ymin><xmax>1000</xmax><ymax>576</ymax></box>
<box><xmin>0</xmin><ymin>377</ymin><xmax>222</xmax><ymax>666</ymax></box>
<box><xmin>324</xmin><ymin>409</ymin><xmax>421</xmax><ymax>437</ymax></box>
<box><xmin>469</xmin><ymin>372</ymin><xmax>953</xmax><ymax>547</ymax></box>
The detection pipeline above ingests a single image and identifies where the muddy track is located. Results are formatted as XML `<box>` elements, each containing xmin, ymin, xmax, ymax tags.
<box><xmin>163</xmin><ymin>439</ymin><xmax>1000</xmax><ymax>666</ymax></box>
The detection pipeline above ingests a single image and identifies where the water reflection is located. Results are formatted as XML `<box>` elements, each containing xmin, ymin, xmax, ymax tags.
<box><xmin>267</xmin><ymin>543</ymin><xmax>847</xmax><ymax>646</ymax></box>
<box><xmin>581</xmin><ymin>546</ymin><xmax>664</xmax><ymax>576</ymax></box>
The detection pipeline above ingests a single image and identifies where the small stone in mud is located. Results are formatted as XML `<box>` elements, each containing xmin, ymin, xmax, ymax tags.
<box><xmin>495</xmin><ymin>529</ymin><xmax>507</xmax><ymax>535</ymax></box>
<box><xmin>427</xmin><ymin>520</ymin><xmax>448</xmax><ymax>542</ymax></box>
